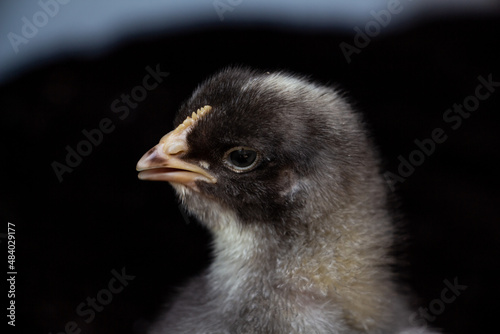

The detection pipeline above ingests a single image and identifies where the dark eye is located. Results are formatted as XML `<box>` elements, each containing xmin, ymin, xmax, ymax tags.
<box><xmin>224</xmin><ymin>147</ymin><xmax>260</xmax><ymax>172</ymax></box>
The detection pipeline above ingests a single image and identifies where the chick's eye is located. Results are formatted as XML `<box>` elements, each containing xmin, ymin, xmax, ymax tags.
<box><xmin>224</xmin><ymin>147</ymin><xmax>260</xmax><ymax>172</ymax></box>
<box><xmin>231</xmin><ymin>149</ymin><xmax>256</xmax><ymax>167</ymax></box>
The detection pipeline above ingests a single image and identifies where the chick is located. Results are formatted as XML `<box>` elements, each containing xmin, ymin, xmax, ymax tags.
<box><xmin>137</xmin><ymin>67</ymin><xmax>438</xmax><ymax>334</ymax></box>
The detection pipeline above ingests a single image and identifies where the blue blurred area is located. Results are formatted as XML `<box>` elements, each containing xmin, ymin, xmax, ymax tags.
<box><xmin>1</xmin><ymin>0</ymin><xmax>499</xmax><ymax>83</ymax></box>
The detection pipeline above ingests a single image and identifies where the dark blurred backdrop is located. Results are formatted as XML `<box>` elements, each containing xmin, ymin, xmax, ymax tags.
<box><xmin>1</xmin><ymin>1</ymin><xmax>500</xmax><ymax>333</ymax></box>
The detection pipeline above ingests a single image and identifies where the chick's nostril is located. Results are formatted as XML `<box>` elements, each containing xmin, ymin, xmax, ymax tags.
<box><xmin>165</xmin><ymin>141</ymin><xmax>186</xmax><ymax>155</ymax></box>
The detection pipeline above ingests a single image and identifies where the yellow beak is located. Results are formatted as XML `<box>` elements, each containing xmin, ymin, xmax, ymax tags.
<box><xmin>136</xmin><ymin>130</ymin><xmax>216</xmax><ymax>190</ymax></box>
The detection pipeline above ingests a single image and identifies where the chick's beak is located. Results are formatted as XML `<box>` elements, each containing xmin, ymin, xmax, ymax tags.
<box><xmin>136</xmin><ymin>130</ymin><xmax>216</xmax><ymax>190</ymax></box>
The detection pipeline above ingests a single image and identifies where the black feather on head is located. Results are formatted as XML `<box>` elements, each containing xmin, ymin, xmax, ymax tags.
<box><xmin>162</xmin><ymin>67</ymin><xmax>381</xmax><ymax>239</ymax></box>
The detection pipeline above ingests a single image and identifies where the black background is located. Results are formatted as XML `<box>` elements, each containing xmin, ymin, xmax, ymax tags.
<box><xmin>1</xmin><ymin>15</ymin><xmax>500</xmax><ymax>334</ymax></box>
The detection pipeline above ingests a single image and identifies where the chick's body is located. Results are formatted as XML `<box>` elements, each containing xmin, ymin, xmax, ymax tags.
<box><xmin>137</xmin><ymin>68</ymin><xmax>438</xmax><ymax>334</ymax></box>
